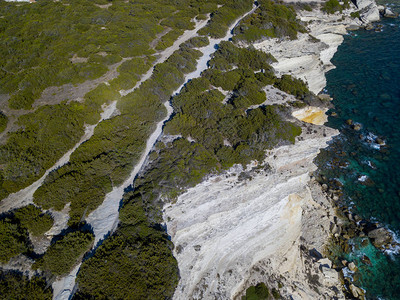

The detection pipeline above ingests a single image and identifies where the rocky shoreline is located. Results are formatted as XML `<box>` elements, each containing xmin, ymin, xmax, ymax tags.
<box><xmin>164</xmin><ymin>0</ymin><xmax>400</xmax><ymax>299</ymax></box>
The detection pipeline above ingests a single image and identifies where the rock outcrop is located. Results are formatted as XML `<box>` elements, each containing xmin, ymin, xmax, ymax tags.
<box><xmin>165</xmin><ymin>122</ymin><xmax>343</xmax><ymax>299</ymax></box>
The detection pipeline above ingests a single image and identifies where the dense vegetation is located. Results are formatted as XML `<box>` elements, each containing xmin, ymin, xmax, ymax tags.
<box><xmin>198</xmin><ymin>0</ymin><xmax>253</xmax><ymax>38</ymax></box>
<box><xmin>0</xmin><ymin>0</ymin><xmax>311</xmax><ymax>298</ymax></box>
<box><xmin>33</xmin><ymin>46</ymin><xmax>203</xmax><ymax>225</ymax></box>
<box><xmin>322</xmin><ymin>0</ymin><xmax>350</xmax><ymax>14</ymax></box>
<box><xmin>0</xmin><ymin>218</ymin><xmax>30</xmax><ymax>263</ymax></box>
<box><xmin>242</xmin><ymin>283</ymin><xmax>270</xmax><ymax>300</ymax></box>
<box><xmin>242</xmin><ymin>282</ymin><xmax>282</xmax><ymax>300</ymax></box>
<box><xmin>0</xmin><ymin>270</ymin><xmax>52</xmax><ymax>300</ymax></box>
<box><xmin>75</xmin><ymin>43</ymin><xmax>303</xmax><ymax>297</ymax></box>
<box><xmin>33</xmin><ymin>230</ymin><xmax>94</xmax><ymax>276</ymax></box>
<box><xmin>233</xmin><ymin>0</ymin><xmax>306</xmax><ymax>42</ymax></box>
<box><xmin>75</xmin><ymin>200</ymin><xmax>178</xmax><ymax>299</ymax></box>
<box><xmin>0</xmin><ymin>111</ymin><xmax>7</xmax><ymax>133</ymax></box>
<box><xmin>273</xmin><ymin>74</ymin><xmax>310</xmax><ymax>99</ymax></box>
<box><xmin>13</xmin><ymin>205</ymin><xmax>53</xmax><ymax>236</ymax></box>
<box><xmin>0</xmin><ymin>87</ymin><xmax>118</xmax><ymax>199</ymax></box>
<box><xmin>0</xmin><ymin>0</ymin><xmax>242</xmax><ymax>201</ymax></box>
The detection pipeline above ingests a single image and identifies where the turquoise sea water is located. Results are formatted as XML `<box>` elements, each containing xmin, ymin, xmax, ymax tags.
<box><xmin>316</xmin><ymin>5</ymin><xmax>400</xmax><ymax>299</ymax></box>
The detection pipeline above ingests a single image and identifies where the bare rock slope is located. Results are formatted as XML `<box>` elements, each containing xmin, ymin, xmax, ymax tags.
<box><xmin>165</xmin><ymin>122</ymin><xmax>342</xmax><ymax>299</ymax></box>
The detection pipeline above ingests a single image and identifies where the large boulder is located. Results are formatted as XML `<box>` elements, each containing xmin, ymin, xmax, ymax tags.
<box><xmin>349</xmin><ymin>284</ymin><xmax>366</xmax><ymax>299</ymax></box>
<box><xmin>355</xmin><ymin>0</ymin><xmax>380</xmax><ymax>23</ymax></box>
<box><xmin>367</xmin><ymin>227</ymin><xmax>393</xmax><ymax>248</ymax></box>
<box><xmin>383</xmin><ymin>7</ymin><xmax>399</xmax><ymax>18</ymax></box>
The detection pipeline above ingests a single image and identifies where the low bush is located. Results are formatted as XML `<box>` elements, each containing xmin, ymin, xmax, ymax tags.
<box><xmin>0</xmin><ymin>271</ymin><xmax>52</xmax><ymax>299</ymax></box>
<box><xmin>233</xmin><ymin>0</ymin><xmax>306</xmax><ymax>42</ymax></box>
<box><xmin>0</xmin><ymin>218</ymin><xmax>30</xmax><ymax>263</ymax></box>
<box><xmin>33</xmin><ymin>230</ymin><xmax>94</xmax><ymax>276</ymax></box>
<box><xmin>273</xmin><ymin>74</ymin><xmax>309</xmax><ymax>99</ymax></box>
<box><xmin>0</xmin><ymin>111</ymin><xmax>7</xmax><ymax>133</ymax></box>
<box><xmin>242</xmin><ymin>282</ymin><xmax>269</xmax><ymax>300</ymax></box>
<box><xmin>13</xmin><ymin>205</ymin><xmax>53</xmax><ymax>236</ymax></box>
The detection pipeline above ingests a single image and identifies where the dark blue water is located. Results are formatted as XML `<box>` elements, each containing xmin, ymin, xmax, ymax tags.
<box><xmin>317</xmin><ymin>5</ymin><xmax>400</xmax><ymax>299</ymax></box>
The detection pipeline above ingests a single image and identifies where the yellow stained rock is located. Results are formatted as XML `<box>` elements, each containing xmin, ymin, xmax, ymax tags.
<box><xmin>292</xmin><ymin>106</ymin><xmax>328</xmax><ymax>125</ymax></box>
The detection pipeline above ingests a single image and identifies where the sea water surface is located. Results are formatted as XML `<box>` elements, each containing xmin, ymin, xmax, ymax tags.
<box><xmin>316</xmin><ymin>3</ymin><xmax>400</xmax><ymax>299</ymax></box>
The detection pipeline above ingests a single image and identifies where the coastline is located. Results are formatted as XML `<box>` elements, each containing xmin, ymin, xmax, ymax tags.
<box><xmin>164</xmin><ymin>0</ymin><xmax>382</xmax><ymax>299</ymax></box>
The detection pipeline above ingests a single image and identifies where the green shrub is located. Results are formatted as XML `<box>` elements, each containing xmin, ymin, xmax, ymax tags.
<box><xmin>233</xmin><ymin>0</ymin><xmax>306</xmax><ymax>42</ymax></box>
<box><xmin>182</xmin><ymin>36</ymin><xmax>210</xmax><ymax>48</ymax></box>
<box><xmin>0</xmin><ymin>271</ymin><xmax>52</xmax><ymax>300</ymax></box>
<box><xmin>242</xmin><ymin>282</ymin><xmax>269</xmax><ymax>300</ymax></box>
<box><xmin>350</xmin><ymin>11</ymin><xmax>361</xmax><ymax>18</ymax></box>
<box><xmin>208</xmin><ymin>41</ymin><xmax>276</xmax><ymax>71</ymax></box>
<box><xmin>0</xmin><ymin>112</ymin><xmax>7</xmax><ymax>133</ymax></box>
<box><xmin>322</xmin><ymin>0</ymin><xmax>343</xmax><ymax>14</ymax></box>
<box><xmin>33</xmin><ymin>230</ymin><xmax>94</xmax><ymax>276</ymax></box>
<box><xmin>273</xmin><ymin>74</ymin><xmax>309</xmax><ymax>99</ymax></box>
<box><xmin>198</xmin><ymin>0</ymin><xmax>253</xmax><ymax>38</ymax></box>
<box><xmin>76</xmin><ymin>196</ymin><xmax>178</xmax><ymax>299</ymax></box>
<box><xmin>0</xmin><ymin>218</ymin><xmax>30</xmax><ymax>263</ymax></box>
<box><xmin>13</xmin><ymin>205</ymin><xmax>53</xmax><ymax>236</ymax></box>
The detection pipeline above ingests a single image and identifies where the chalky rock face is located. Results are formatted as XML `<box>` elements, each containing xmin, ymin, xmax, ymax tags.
<box><xmin>165</xmin><ymin>125</ymin><xmax>343</xmax><ymax>300</ymax></box>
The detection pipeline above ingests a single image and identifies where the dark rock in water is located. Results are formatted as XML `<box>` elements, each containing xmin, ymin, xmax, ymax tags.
<box><xmin>353</xmin><ymin>123</ymin><xmax>362</xmax><ymax>131</ymax></box>
<box><xmin>375</xmin><ymin>137</ymin><xmax>385</xmax><ymax>145</ymax></box>
<box><xmin>365</xmin><ymin>23</ymin><xmax>374</xmax><ymax>30</ymax></box>
<box><xmin>346</xmin><ymin>119</ymin><xmax>353</xmax><ymax>126</ymax></box>
<box><xmin>362</xmin><ymin>255</ymin><xmax>372</xmax><ymax>266</ymax></box>
<box><xmin>367</xmin><ymin>227</ymin><xmax>393</xmax><ymax>249</ymax></box>
<box><xmin>318</xmin><ymin>94</ymin><xmax>332</xmax><ymax>101</ymax></box>
<box><xmin>361</xmin><ymin>238</ymin><xmax>369</xmax><ymax>247</ymax></box>
<box><xmin>331</xmin><ymin>112</ymin><xmax>338</xmax><ymax>117</ymax></box>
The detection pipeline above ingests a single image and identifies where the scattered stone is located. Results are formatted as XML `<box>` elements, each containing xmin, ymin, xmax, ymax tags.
<box><xmin>318</xmin><ymin>94</ymin><xmax>332</xmax><ymax>101</ymax></box>
<box><xmin>346</xmin><ymin>119</ymin><xmax>353</xmax><ymax>126</ymax></box>
<box><xmin>348</xmin><ymin>262</ymin><xmax>358</xmax><ymax>272</ymax></box>
<box><xmin>331</xmin><ymin>112</ymin><xmax>338</xmax><ymax>117</ymax></box>
<box><xmin>375</xmin><ymin>137</ymin><xmax>385</xmax><ymax>145</ymax></box>
<box><xmin>353</xmin><ymin>123</ymin><xmax>362</xmax><ymax>131</ymax></box>
<box><xmin>347</xmin><ymin>25</ymin><xmax>360</xmax><ymax>31</ymax></box>
<box><xmin>365</xmin><ymin>23</ymin><xmax>374</xmax><ymax>30</ymax></box>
